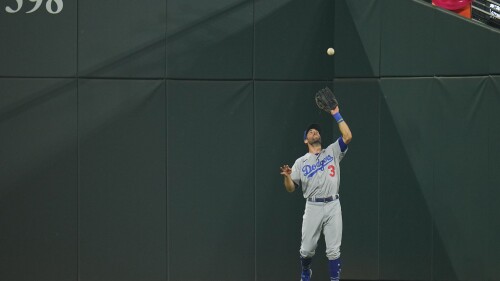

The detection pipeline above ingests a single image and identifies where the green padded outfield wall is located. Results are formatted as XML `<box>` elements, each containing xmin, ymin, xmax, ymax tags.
<box><xmin>1</xmin><ymin>0</ymin><xmax>500</xmax><ymax>281</ymax></box>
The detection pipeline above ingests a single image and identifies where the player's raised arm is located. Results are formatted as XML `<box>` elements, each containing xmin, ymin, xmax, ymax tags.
<box><xmin>315</xmin><ymin>86</ymin><xmax>352</xmax><ymax>145</ymax></box>
<box><xmin>280</xmin><ymin>165</ymin><xmax>295</xmax><ymax>192</ymax></box>
<box><xmin>330</xmin><ymin>107</ymin><xmax>352</xmax><ymax>144</ymax></box>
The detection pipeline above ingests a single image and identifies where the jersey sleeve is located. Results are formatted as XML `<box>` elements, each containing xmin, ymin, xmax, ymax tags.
<box><xmin>329</xmin><ymin>137</ymin><xmax>348</xmax><ymax>162</ymax></box>
<box><xmin>290</xmin><ymin>159</ymin><xmax>302</xmax><ymax>186</ymax></box>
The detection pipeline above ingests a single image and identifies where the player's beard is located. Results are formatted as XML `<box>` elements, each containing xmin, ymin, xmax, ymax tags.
<box><xmin>309</xmin><ymin>136</ymin><xmax>322</xmax><ymax>146</ymax></box>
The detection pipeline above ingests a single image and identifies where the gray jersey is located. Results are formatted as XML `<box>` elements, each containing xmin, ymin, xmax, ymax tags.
<box><xmin>291</xmin><ymin>139</ymin><xmax>347</xmax><ymax>198</ymax></box>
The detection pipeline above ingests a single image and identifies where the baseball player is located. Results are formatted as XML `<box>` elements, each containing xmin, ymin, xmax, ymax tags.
<box><xmin>280</xmin><ymin>106</ymin><xmax>352</xmax><ymax>281</ymax></box>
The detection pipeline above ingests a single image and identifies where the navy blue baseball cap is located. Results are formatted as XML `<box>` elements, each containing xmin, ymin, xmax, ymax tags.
<box><xmin>303</xmin><ymin>123</ymin><xmax>321</xmax><ymax>140</ymax></box>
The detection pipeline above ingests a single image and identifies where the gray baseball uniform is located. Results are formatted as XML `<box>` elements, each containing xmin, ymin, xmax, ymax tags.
<box><xmin>291</xmin><ymin>138</ymin><xmax>347</xmax><ymax>260</ymax></box>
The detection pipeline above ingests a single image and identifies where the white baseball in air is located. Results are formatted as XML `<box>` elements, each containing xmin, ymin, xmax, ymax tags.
<box><xmin>327</xmin><ymin>48</ymin><xmax>335</xmax><ymax>56</ymax></box>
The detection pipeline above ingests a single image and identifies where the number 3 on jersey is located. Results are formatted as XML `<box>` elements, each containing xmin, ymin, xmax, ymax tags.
<box><xmin>328</xmin><ymin>165</ymin><xmax>335</xmax><ymax>177</ymax></box>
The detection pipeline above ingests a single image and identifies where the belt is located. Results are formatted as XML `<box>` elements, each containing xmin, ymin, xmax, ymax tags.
<box><xmin>307</xmin><ymin>194</ymin><xmax>339</xmax><ymax>202</ymax></box>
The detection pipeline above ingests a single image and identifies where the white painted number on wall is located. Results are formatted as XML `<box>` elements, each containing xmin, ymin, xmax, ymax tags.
<box><xmin>5</xmin><ymin>0</ymin><xmax>63</xmax><ymax>14</ymax></box>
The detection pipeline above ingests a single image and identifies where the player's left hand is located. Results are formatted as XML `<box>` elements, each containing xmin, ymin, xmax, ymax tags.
<box><xmin>280</xmin><ymin>165</ymin><xmax>292</xmax><ymax>176</ymax></box>
<box><xmin>330</xmin><ymin>106</ymin><xmax>339</xmax><ymax>115</ymax></box>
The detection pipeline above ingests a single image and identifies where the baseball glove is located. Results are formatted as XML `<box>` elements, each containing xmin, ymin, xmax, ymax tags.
<box><xmin>315</xmin><ymin>87</ymin><xmax>338</xmax><ymax>112</ymax></box>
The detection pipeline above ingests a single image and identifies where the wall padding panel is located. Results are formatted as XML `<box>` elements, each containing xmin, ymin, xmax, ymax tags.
<box><xmin>380</xmin><ymin>0</ymin><xmax>434</xmax><ymax>77</ymax></box>
<box><xmin>167</xmin><ymin>80</ymin><xmax>254</xmax><ymax>281</ymax></box>
<box><xmin>254</xmin><ymin>0</ymin><xmax>334</xmax><ymax>80</ymax></box>
<box><xmin>78</xmin><ymin>0</ymin><xmax>166</xmax><ymax>78</ymax></box>
<box><xmin>78</xmin><ymin>79</ymin><xmax>166</xmax><ymax>281</ymax></box>
<box><xmin>167</xmin><ymin>0</ymin><xmax>253</xmax><ymax>79</ymax></box>
<box><xmin>334</xmin><ymin>0</ymin><xmax>380</xmax><ymax>78</ymax></box>
<box><xmin>0</xmin><ymin>3</ymin><xmax>76</xmax><ymax>77</ymax></box>
<box><xmin>489</xmin><ymin>28</ymin><xmax>500</xmax><ymax>75</ymax></box>
<box><xmin>487</xmin><ymin>76</ymin><xmax>500</xmax><ymax>280</ymax></box>
<box><xmin>433</xmin><ymin>9</ymin><xmax>490</xmax><ymax>76</ymax></box>
<box><xmin>0</xmin><ymin>78</ymin><xmax>77</xmax><ymax>281</ymax></box>
<box><xmin>432</xmin><ymin>77</ymin><xmax>489</xmax><ymax>281</ymax></box>
<box><xmin>379</xmin><ymin>77</ymin><xmax>434</xmax><ymax>280</ymax></box>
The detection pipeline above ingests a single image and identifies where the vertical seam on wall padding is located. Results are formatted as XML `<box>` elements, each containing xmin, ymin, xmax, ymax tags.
<box><xmin>332</xmin><ymin>0</ymin><xmax>335</xmax><ymax>84</ymax></box>
<box><xmin>165</xmin><ymin>80</ymin><xmax>169</xmax><ymax>281</ymax></box>
<box><xmin>253</xmin><ymin>81</ymin><xmax>257</xmax><ymax>281</ymax></box>
<box><xmin>430</xmin><ymin>78</ymin><xmax>435</xmax><ymax>281</ymax></box>
<box><xmin>252</xmin><ymin>0</ymin><xmax>256</xmax><ymax>279</ymax></box>
<box><xmin>165</xmin><ymin>1</ymin><xmax>169</xmax><ymax>280</ymax></box>
<box><xmin>75</xmin><ymin>0</ymin><xmax>79</xmax><ymax>78</ymax></box>
<box><xmin>76</xmin><ymin>0</ymin><xmax>79</xmax><ymax>276</ymax></box>
<box><xmin>489</xmin><ymin>74</ymin><xmax>493</xmax><ymax>276</ymax></box>
<box><xmin>378</xmin><ymin>0</ymin><xmax>382</xmax><ymax>79</ymax></box>
<box><xmin>377</xmin><ymin>79</ymin><xmax>381</xmax><ymax>280</ymax></box>
<box><xmin>333</xmin><ymin>0</ymin><xmax>335</xmax><ymax>80</ymax></box>
<box><xmin>377</xmin><ymin>1</ymin><xmax>383</xmax><ymax>277</ymax></box>
<box><xmin>252</xmin><ymin>0</ymin><xmax>256</xmax><ymax>80</ymax></box>
<box><xmin>76</xmin><ymin>78</ymin><xmax>80</xmax><ymax>281</ymax></box>
<box><xmin>165</xmin><ymin>0</ymin><xmax>168</xmax><ymax>80</ymax></box>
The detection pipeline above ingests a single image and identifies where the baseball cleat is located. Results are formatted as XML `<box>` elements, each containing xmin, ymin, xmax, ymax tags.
<box><xmin>300</xmin><ymin>268</ymin><xmax>312</xmax><ymax>281</ymax></box>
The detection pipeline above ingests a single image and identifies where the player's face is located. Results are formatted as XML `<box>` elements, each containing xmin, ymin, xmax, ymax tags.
<box><xmin>306</xmin><ymin>129</ymin><xmax>321</xmax><ymax>145</ymax></box>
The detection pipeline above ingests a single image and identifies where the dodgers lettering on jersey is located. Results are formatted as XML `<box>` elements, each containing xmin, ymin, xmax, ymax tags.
<box><xmin>291</xmin><ymin>139</ymin><xmax>347</xmax><ymax>199</ymax></box>
<box><xmin>302</xmin><ymin>155</ymin><xmax>334</xmax><ymax>178</ymax></box>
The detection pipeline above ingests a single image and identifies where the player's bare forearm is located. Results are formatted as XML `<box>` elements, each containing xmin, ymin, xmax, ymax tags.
<box><xmin>283</xmin><ymin>176</ymin><xmax>295</xmax><ymax>193</ymax></box>
<box><xmin>330</xmin><ymin>107</ymin><xmax>352</xmax><ymax>144</ymax></box>
<box><xmin>338</xmin><ymin>121</ymin><xmax>352</xmax><ymax>144</ymax></box>
<box><xmin>280</xmin><ymin>165</ymin><xmax>295</xmax><ymax>192</ymax></box>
